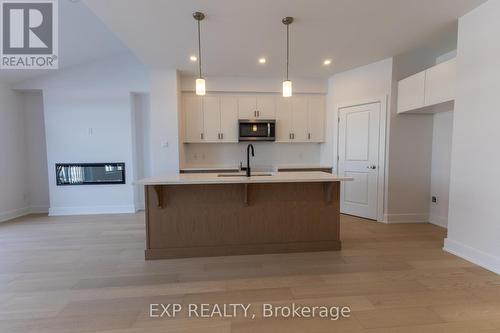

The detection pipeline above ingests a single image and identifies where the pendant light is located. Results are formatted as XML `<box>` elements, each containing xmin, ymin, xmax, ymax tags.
<box><xmin>282</xmin><ymin>16</ymin><xmax>293</xmax><ymax>97</ymax></box>
<box><xmin>193</xmin><ymin>11</ymin><xmax>206</xmax><ymax>96</ymax></box>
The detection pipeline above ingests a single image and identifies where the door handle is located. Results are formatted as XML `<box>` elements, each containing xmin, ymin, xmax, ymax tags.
<box><xmin>201</xmin><ymin>133</ymin><xmax>204</xmax><ymax>140</ymax></box>
<box><xmin>221</xmin><ymin>133</ymin><xmax>224</xmax><ymax>140</ymax></box>
<box><xmin>367</xmin><ymin>165</ymin><xmax>377</xmax><ymax>170</ymax></box>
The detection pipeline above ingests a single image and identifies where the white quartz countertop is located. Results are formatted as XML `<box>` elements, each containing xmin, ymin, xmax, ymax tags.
<box><xmin>135</xmin><ymin>171</ymin><xmax>352</xmax><ymax>185</ymax></box>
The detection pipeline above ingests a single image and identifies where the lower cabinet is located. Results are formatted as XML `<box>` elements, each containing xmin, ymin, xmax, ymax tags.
<box><xmin>183</xmin><ymin>93</ymin><xmax>325</xmax><ymax>143</ymax></box>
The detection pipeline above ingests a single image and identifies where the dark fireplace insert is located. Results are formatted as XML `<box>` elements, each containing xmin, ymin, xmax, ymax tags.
<box><xmin>56</xmin><ymin>163</ymin><xmax>126</xmax><ymax>186</ymax></box>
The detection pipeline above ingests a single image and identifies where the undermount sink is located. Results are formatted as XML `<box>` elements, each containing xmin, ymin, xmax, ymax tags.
<box><xmin>217</xmin><ymin>172</ymin><xmax>274</xmax><ymax>177</ymax></box>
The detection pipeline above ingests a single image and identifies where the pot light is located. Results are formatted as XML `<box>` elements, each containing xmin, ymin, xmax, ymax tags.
<box><xmin>258</xmin><ymin>58</ymin><xmax>266</xmax><ymax>64</ymax></box>
<box><xmin>323</xmin><ymin>59</ymin><xmax>332</xmax><ymax>65</ymax></box>
<box><xmin>190</xmin><ymin>55</ymin><xmax>197</xmax><ymax>62</ymax></box>
<box><xmin>282</xmin><ymin>17</ymin><xmax>293</xmax><ymax>97</ymax></box>
<box><xmin>193</xmin><ymin>12</ymin><xmax>206</xmax><ymax>96</ymax></box>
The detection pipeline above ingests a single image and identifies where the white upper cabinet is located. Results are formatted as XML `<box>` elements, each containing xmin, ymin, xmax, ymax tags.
<box><xmin>184</xmin><ymin>93</ymin><xmax>325</xmax><ymax>144</ymax></box>
<box><xmin>276</xmin><ymin>97</ymin><xmax>292</xmax><ymax>142</ymax></box>
<box><xmin>424</xmin><ymin>58</ymin><xmax>456</xmax><ymax>106</ymax></box>
<box><xmin>256</xmin><ymin>96</ymin><xmax>276</xmax><ymax>119</ymax></box>
<box><xmin>397</xmin><ymin>71</ymin><xmax>426</xmax><ymax>113</ymax></box>
<box><xmin>397</xmin><ymin>58</ymin><xmax>456</xmax><ymax>114</ymax></box>
<box><xmin>291</xmin><ymin>96</ymin><xmax>309</xmax><ymax>142</ymax></box>
<box><xmin>275</xmin><ymin>95</ymin><xmax>326</xmax><ymax>143</ymax></box>
<box><xmin>237</xmin><ymin>95</ymin><xmax>276</xmax><ymax>119</ymax></box>
<box><xmin>184</xmin><ymin>94</ymin><xmax>204</xmax><ymax>143</ymax></box>
<box><xmin>184</xmin><ymin>94</ymin><xmax>238</xmax><ymax>143</ymax></box>
<box><xmin>220</xmin><ymin>96</ymin><xmax>238</xmax><ymax>142</ymax></box>
<box><xmin>307</xmin><ymin>95</ymin><xmax>325</xmax><ymax>142</ymax></box>
<box><xmin>238</xmin><ymin>96</ymin><xmax>257</xmax><ymax>119</ymax></box>
<box><xmin>202</xmin><ymin>96</ymin><xmax>221</xmax><ymax>142</ymax></box>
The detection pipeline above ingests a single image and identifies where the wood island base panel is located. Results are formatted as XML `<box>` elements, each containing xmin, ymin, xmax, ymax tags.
<box><xmin>144</xmin><ymin>181</ymin><xmax>341</xmax><ymax>259</ymax></box>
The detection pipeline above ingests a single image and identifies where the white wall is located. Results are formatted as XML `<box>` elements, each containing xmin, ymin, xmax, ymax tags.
<box><xmin>149</xmin><ymin>70</ymin><xmax>181</xmax><ymax>175</ymax></box>
<box><xmin>0</xmin><ymin>84</ymin><xmax>50</xmax><ymax>222</ymax></box>
<box><xmin>386</xmin><ymin>36</ymin><xmax>457</xmax><ymax>223</ymax></box>
<box><xmin>320</xmin><ymin>58</ymin><xmax>393</xmax><ymax>168</ymax></box>
<box><xmin>429</xmin><ymin>111</ymin><xmax>453</xmax><ymax>228</ymax></box>
<box><xmin>16</xmin><ymin>55</ymin><xmax>149</xmax><ymax>216</ymax></box>
<box><xmin>444</xmin><ymin>0</ymin><xmax>500</xmax><ymax>274</ymax></box>
<box><xmin>0</xmin><ymin>82</ymin><xmax>28</xmax><ymax>222</ymax></box>
<box><xmin>21</xmin><ymin>91</ymin><xmax>49</xmax><ymax>213</ymax></box>
<box><xmin>131</xmin><ymin>92</ymin><xmax>150</xmax><ymax>210</ymax></box>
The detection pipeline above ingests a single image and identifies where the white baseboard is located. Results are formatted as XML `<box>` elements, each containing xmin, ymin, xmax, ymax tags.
<box><xmin>444</xmin><ymin>238</ymin><xmax>500</xmax><ymax>275</ymax></box>
<box><xmin>49</xmin><ymin>205</ymin><xmax>136</xmax><ymax>216</ymax></box>
<box><xmin>134</xmin><ymin>202</ymin><xmax>145</xmax><ymax>212</ymax></box>
<box><xmin>0</xmin><ymin>205</ymin><xmax>49</xmax><ymax>223</ymax></box>
<box><xmin>384</xmin><ymin>213</ymin><xmax>429</xmax><ymax>224</ymax></box>
<box><xmin>429</xmin><ymin>214</ymin><xmax>448</xmax><ymax>228</ymax></box>
<box><xmin>0</xmin><ymin>207</ymin><xmax>30</xmax><ymax>223</ymax></box>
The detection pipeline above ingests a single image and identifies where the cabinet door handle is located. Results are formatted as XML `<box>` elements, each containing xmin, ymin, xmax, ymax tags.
<box><xmin>292</xmin><ymin>133</ymin><xmax>295</xmax><ymax>140</ymax></box>
<box><xmin>221</xmin><ymin>133</ymin><xmax>224</xmax><ymax>140</ymax></box>
<box><xmin>257</xmin><ymin>110</ymin><xmax>260</xmax><ymax>117</ymax></box>
<box><xmin>308</xmin><ymin>133</ymin><xmax>311</xmax><ymax>140</ymax></box>
<box><xmin>254</xmin><ymin>110</ymin><xmax>257</xmax><ymax>117</ymax></box>
<box><xmin>289</xmin><ymin>133</ymin><xmax>292</xmax><ymax>140</ymax></box>
<box><xmin>201</xmin><ymin>133</ymin><xmax>204</xmax><ymax>140</ymax></box>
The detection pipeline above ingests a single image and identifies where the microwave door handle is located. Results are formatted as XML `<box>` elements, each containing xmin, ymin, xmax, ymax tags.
<box><xmin>267</xmin><ymin>123</ymin><xmax>271</xmax><ymax>137</ymax></box>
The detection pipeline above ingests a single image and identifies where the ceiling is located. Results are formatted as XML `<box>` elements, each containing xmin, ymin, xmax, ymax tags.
<box><xmin>0</xmin><ymin>0</ymin><xmax>130</xmax><ymax>83</ymax></box>
<box><xmin>83</xmin><ymin>0</ymin><xmax>486</xmax><ymax>79</ymax></box>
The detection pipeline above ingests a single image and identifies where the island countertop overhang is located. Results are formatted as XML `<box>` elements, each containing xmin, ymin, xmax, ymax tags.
<box><xmin>136</xmin><ymin>171</ymin><xmax>353</xmax><ymax>186</ymax></box>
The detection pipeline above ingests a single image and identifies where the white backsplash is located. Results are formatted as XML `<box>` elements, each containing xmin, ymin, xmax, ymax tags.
<box><xmin>182</xmin><ymin>142</ymin><xmax>323</xmax><ymax>169</ymax></box>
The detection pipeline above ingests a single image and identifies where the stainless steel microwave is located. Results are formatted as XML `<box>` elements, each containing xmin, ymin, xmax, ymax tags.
<box><xmin>238</xmin><ymin>120</ymin><xmax>276</xmax><ymax>142</ymax></box>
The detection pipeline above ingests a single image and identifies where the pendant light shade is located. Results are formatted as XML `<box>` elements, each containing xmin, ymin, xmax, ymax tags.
<box><xmin>193</xmin><ymin>12</ymin><xmax>206</xmax><ymax>96</ymax></box>
<box><xmin>196</xmin><ymin>78</ymin><xmax>206</xmax><ymax>96</ymax></box>
<box><xmin>282</xmin><ymin>17</ymin><xmax>293</xmax><ymax>97</ymax></box>
<box><xmin>282</xmin><ymin>80</ymin><xmax>292</xmax><ymax>97</ymax></box>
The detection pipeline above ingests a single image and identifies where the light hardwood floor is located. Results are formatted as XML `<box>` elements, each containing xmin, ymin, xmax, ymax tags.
<box><xmin>1</xmin><ymin>213</ymin><xmax>500</xmax><ymax>332</ymax></box>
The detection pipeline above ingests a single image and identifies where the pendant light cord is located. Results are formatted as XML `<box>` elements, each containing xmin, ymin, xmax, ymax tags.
<box><xmin>286</xmin><ymin>23</ymin><xmax>289</xmax><ymax>81</ymax></box>
<box><xmin>197</xmin><ymin>20</ymin><xmax>202</xmax><ymax>79</ymax></box>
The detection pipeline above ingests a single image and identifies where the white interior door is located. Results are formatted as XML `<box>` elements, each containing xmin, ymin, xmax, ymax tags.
<box><xmin>338</xmin><ymin>102</ymin><xmax>380</xmax><ymax>220</ymax></box>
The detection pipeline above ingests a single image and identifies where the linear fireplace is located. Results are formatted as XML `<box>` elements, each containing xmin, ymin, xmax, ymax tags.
<box><xmin>56</xmin><ymin>163</ymin><xmax>126</xmax><ymax>186</ymax></box>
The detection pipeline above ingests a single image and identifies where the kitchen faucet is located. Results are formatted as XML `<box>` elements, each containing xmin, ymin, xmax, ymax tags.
<box><xmin>246</xmin><ymin>144</ymin><xmax>254</xmax><ymax>177</ymax></box>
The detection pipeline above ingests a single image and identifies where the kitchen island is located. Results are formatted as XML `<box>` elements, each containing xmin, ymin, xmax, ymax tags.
<box><xmin>136</xmin><ymin>172</ymin><xmax>352</xmax><ymax>260</ymax></box>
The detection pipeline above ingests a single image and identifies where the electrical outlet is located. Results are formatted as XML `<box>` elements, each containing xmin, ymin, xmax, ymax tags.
<box><xmin>432</xmin><ymin>196</ymin><xmax>438</xmax><ymax>203</ymax></box>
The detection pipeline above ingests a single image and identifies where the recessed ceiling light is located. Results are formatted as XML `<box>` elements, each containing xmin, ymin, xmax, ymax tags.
<box><xmin>190</xmin><ymin>55</ymin><xmax>197</xmax><ymax>62</ymax></box>
<box><xmin>258</xmin><ymin>58</ymin><xmax>267</xmax><ymax>64</ymax></box>
<box><xmin>323</xmin><ymin>59</ymin><xmax>332</xmax><ymax>65</ymax></box>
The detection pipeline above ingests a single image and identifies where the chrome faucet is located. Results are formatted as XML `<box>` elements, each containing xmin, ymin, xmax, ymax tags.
<box><xmin>246</xmin><ymin>144</ymin><xmax>254</xmax><ymax>177</ymax></box>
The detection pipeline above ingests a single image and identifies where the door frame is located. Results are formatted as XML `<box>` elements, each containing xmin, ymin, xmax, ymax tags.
<box><xmin>334</xmin><ymin>96</ymin><xmax>388</xmax><ymax>222</ymax></box>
